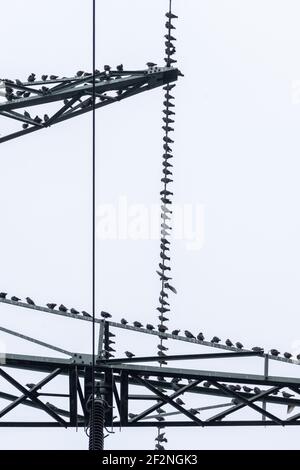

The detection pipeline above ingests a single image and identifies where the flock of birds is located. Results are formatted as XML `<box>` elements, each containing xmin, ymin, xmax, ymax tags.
<box><xmin>1</xmin><ymin>290</ymin><xmax>300</xmax><ymax>363</ymax></box>
<box><xmin>2</xmin><ymin>58</ymin><xmax>177</xmax><ymax>134</ymax></box>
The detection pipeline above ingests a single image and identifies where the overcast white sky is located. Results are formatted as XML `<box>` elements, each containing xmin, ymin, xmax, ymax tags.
<box><xmin>1</xmin><ymin>0</ymin><xmax>300</xmax><ymax>449</ymax></box>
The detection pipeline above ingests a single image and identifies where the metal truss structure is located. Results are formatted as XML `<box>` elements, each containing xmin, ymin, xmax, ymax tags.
<box><xmin>0</xmin><ymin>297</ymin><xmax>300</xmax><ymax>433</ymax></box>
<box><xmin>0</xmin><ymin>65</ymin><xmax>180</xmax><ymax>144</ymax></box>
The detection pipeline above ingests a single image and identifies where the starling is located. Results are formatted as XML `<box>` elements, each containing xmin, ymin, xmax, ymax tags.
<box><xmin>76</xmin><ymin>71</ymin><xmax>84</xmax><ymax>77</ymax></box>
<box><xmin>11</xmin><ymin>296</ymin><xmax>21</xmax><ymax>302</ymax></box>
<box><xmin>101</xmin><ymin>311</ymin><xmax>112</xmax><ymax>319</ymax></box>
<box><xmin>47</xmin><ymin>303</ymin><xmax>56</xmax><ymax>310</ymax></box>
<box><xmin>165</xmin><ymin>283</ymin><xmax>177</xmax><ymax>294</ymax></box>
<box><xmin>253</xmin><ymin>387</ymin><xmax>261</xmax><ymax>394</ymax></box>
<box><xmin>175</xmin><ymin>397</ymin><xmax>184</xmax><ymax>406</ymax></box>
<box><xmin>59</xmin><ymin>304</ymin><xmax>68</xmax><ymax>312</ymax></box>
<box><xmin>121</xmin><ymin>318</ymin><xmax>128</xmax><ymax>325</ymax></box>
<box><xmin>282</xmin><ymin>391</ymin><xmax>294</xmax><ymax>399</ymax></box>
<box><xmin>160</xmin><ymin>251</ymin><xmax>170</xmax><ymax>261</ymax></box>
<box><xmin>133</xmin><ymin>321</ymin><xmax>143</xmax><ymax>328</ymax></box>
<box><xmin>125</xmin><ymin>351</ymin><xmax>135</xmax><ymax>358</ymax></box>
<box><xmin>185</xmin><ymin>330</ymin><xmax>195</xmax><ymax>339</ymax></box>
<box><xmin>26</xmin><ymin>297</ymin><xmax>35</xmax><ymax>306</ymax></box>
<box><xmin>116</xmin><ymin>64</ymin><xmax>124</xmax><ymax>71</ymax></box>
<box><xmin>252</xmin><ymin>346</ymin><xmax>264</xmax><ymax>353</ymax></box>
<box><xmin>146</xmin><ymin>62</ymin><xmax>157</xmax><ymax>68</ymax></box>
<box><xmin>157</xmin><ymin>307</ymin><xmax>170</xmax><ymax>314</ymax></box>
<box><xmin>22</xmin><ymin>124</ymin><xmax>29</xmax><ymax>129</ymax></box>
<box><xmin>172</xmin><ymin>329</ymin><xmax>180</xmax><ymax>336</ymax></box>
<box><xmin>297</xmin><ymin>354</ymin><xmax>300</xmax><ymax>361</ymax></box>
<box><xmin>158</xmin><ymin>325</ymin><xmax>168</xmax><ymax>333</ymax></box>
<box><xmin>41</xmin><ymin>75</ymin><xmax>48</xmax><ymax>81</ymax></box>
<box><xmin>225</xmin><ymin>339</ymin><xmax>233</xmax><ymax>347</ymax></box>
<box><xmin>50</xmin><ymin>75</ymin><xmax>58</xmax><ymax>80</ymax></box>
<box><xmin>159</xmin><ymin>262</ymin><xmax>170</xmax><ymax>270</ymax></box>
<box><xmin>211</xmin><ymin>336</ymin><xmax>221</xmax><ymax>343</ymax></box>
<box><xmin>82</xmin><ymin>311</ymin><xmax>91</xmax><ymax>318</ymax></box>
<box><xmin>243</xmin><ymin>386</ymin><xmax>253</xmax><ymax>393</ymax></box>
<box><xmin>27</xmin><ymin>73</ymin><xmax>35</xmax><ymax>82</ymax></box>
<box><xmin>197</xmin><ymin>332</ymin><xmax>204</xmax><ymax>341</ymax></box>
<box><xmin>157</xmin><ymin>344</ymin><xmax>168</xmax><ymax>351</ymax></box>
<box><xmin>23</xmin><ymin>92</ymin><xmax>30</xmax><ymax>98</ymax></box>
<box><xmin>270</xmin><ymin>349</ymin><xmax>280</xmax><ymax>356</ymax></box>
<box><xmin>189</xmin><ymin>408</ymin><xmax>199</xmax><ymax>415</ymax></box>
<box><xmin>203</xmin><ymin>381</ymin><xmax>211</xmax><ymax>388</ymax></box>
<box><xmin>26</xmin><ymin>383</ymin><xmax>36</xmax><ymax>389</ymax></box>
<box><xmin>0</xmin><ymin>293</ymin><xmax>7</xmax><ymax>299</ymax></box>
<box><xmin>70</xmin><ymin>308</ymin><xmax>79</xmax><ymax>315</ymax></box>
<box><xmin>146</xmin><ymin>323</ymin><xmax>155</xmax><ymax>330</ymax></box>
<box><xmin>44</xmin><ymin>114</ymin><xmax>49</xmax><ymax>122</ymax></box>
<box><xmin>235</xmin><ymin>342</ymin><xmax>243</xmax><ymax>349</ymax></box>
<box><xmin>166</xmin><ymin>12</ymin><xmax>178</xmax><ymax>20</ymax></box>
<box><xmin>284</xmin><ymin>352</ymin><xmax>292</xmax><ymax>359</ymax></box>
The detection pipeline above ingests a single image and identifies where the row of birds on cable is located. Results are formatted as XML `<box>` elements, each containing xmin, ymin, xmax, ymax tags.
<box><xmin>2</xmin><ymin>59</ymin><xmax>168</xmax><ymax>103</ymax></box>
<box><xmin>156</xmin><ymin>10</ymin><xmax>179</xmax><ymax>375</ymax></box>
<box><xmin>1</xmin><ymin>291</ymin><xmax>298</xmax><ymax>361</ymax></box>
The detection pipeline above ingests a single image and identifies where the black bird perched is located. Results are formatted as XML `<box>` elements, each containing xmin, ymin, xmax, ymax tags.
<box><xmin>165</xmin><ymin>283</ymin><xmax>177</xmax><ymax>294</ymax></box>
<box><xmin>284</xmin><ymin>352</ymin><xmax>292</xmax><ymax>359</ymax></box>
<box><xmin>160</xmin><ymin>290</ymin><xmax>169</xmax><ymax>298</ymax></box>
<box><xmin>47</xmin><ymin>303</ymin><xmax>56</xmax><ymax>310</ymax></box>
<box><xmin>282</xmin><ymin>391</ymin><xmax>294</xmax><ymax>399</ymax></box>
<box><xmin>11</xmin><ymin>296</ymin><xmax>21</xmax><ymax>302</ymax></box>
<box><xmin>197</xmin><ymin>332</ymin><xmax>204</xmax><ymax>341</ymax></box>
<box><xmin>161</xmin><ymin>237</ymin><xmax>170</xmax><ymax>245</ymax></box>
<box><xmin>76</xmin><ymin>70</ymin><xmax>84</xmax><ymax>77</ymax></box>
<box><xmin>158</xmin><ymin>325</ymin><xmax>168</xmax><ymax>333</ymax></box>
<box><xmin>50</xmin><ymin>75</ymin><xmax>58</xmax><ymax>80</ymax></box>
<box><xmin>121</xmin><ymin>318</ymin><xmax>128</xmax><ymax>325</ymax></box>
<box><xmin>157</xmin><ymin>351</ymin><xmax>166</xmax><ymax>357</ymax></box>
<box><xmin>243</xmin><ymin>386</ymin><xmax>253</xmax><ymax>393</ymax></box>
<box><xmin>252</xmin><ymin>346</ymin><xmax>264</xmax><ymax>353</ymax></box>
<box><xmin>185</xmin><ymin>330</ymin><xmax>195</xmax><ymax>339</ymax></box>
<box><xmin>158</xmin><ymin>315</ymin><xmax>169</xmax><ymax>322</ymax></box>
<box><xmin>34</xmin><ymin>116</ymin><xmax>42</xmax><ymax>124</ymax></box>
<box><xmin>163</xmin><ymin>83</ymin><xmax>176</xmax><ymax>91</ymax></box>
<box><xmin>0</xmin><ymin>293</ymin><xmax>7</xmax><ymax>299</ymax></box>
<box><xmin>116</xmin><ymin>64</ymin><xmax>123</xmax><ymax>71</ymax></box>
<box><xmin>157</xmin><ymin>344</ymin><xmax>168</xmax><ymax>351</ymax></box>
<box><xmin>253</xmin><ymin>387</ymin><xmax>261</xmax><ymax>394</ymax></box>
<box><xmin>172</xmin><ymin>329</ymin><xmax>180</xmax><ymax>336</ymax></box>
<box><xmin>155</xmin><ymin>432</ymin><xmax>167</xmax><ymax>443</ymax></box>
<box><xmin>125</xmin><ymin>351</ymin><xmax>135</xmax><ymax>358</ymax></box>
<box><xmin>82</xmin><ymin>311</ymin><xmax>91</xmax><ymax>318</ymax></box>
<box><xmin>104</xmin><ymin>65</ymin><xmax>111</xmax><ymax>71</ymax></box>
<box><xmin>297</xmin><ymin>354</ymin><xmax>300</xmax><ymax>361</ymax></box>
<box><xmin>159</xmin><ymin>262</ymin><xmax>170</xmax><ymax>271</ymax></box>
<box><xmin>70</xmin><ymin>308</ymin><xmax>79</xmax><ymax>315</ymax></box>
<box><xmin>160</xmin><ymin>251</ymin><xmax>170</xmax><ymax>261</ymax></box>
<box><xmin>146</xmin><ymin>323</ymin><xmax>155</xmax><ymax>330</ymax></box>
<box><xmin>26</xmin><ymin>383</ymin><xmax>36</xmax><ymax>389</ymax></box>
<box><xmin>133</xmin><ymin>321</ymin><xmax>143</xmax><ymax>328</ymax></box>
<box><xmin>41</xmin><ymin>74</ymin><xmax>48</xmax><ymax>81</ymax></box>
<box><xmin>175</xmin><ymin>398</ymin><xmax>185</xmax><ymax>405</ymax></box>
<box><xmin>211</xmin><ymin>336</ymin><xmax>221</xmax><ymax>344</ymax></box>
<box><xmin>270</xmin><ymin>349</ymin><xmax>280</xmax><ymax>356</ymax></box>
<box><xmin>101</xmin><ymin>311</ymin><xmax>112</xmax><ymax>319</ymax></box>
<box><xmin>225</xmin><ymin>339</ymin><xmax>233</xmax><ymax>347</ymax></box>
<box><xmin>203</xmin><ymin>381</ymin><xmax>211</xmax><ymax>388</ymax></box>
<box><xmin>189</xmin><ymin>408</ymin><xmax>199</xmax><ymax>416</ymax></box>
<box><xmin>166</xmin><ymin>12</ymin><xmax>178</xmax><ymax>19</ymax></box>
<box><xmin>146</xmin><ymin>62</ymin><xmax>157</xmax><ymax>68</ymax></box>
<box><xmin>27</xmin><ymin>73</ymin><xmax>35</xmax><ymax>82</ymax></box>
<box><xmin>23</xmin><ymin>92</ymin><xmax>30</xmax><ymax>98</ymax></box>
<box><xmin>59</xmin><ymin>304</ymin><xmax>68</xmax><ymax>312</ymax></box>
<box><xmin>44</xmin><ymin>114</ymin><xmax>49</xmax><ymax>122</ymax></box>
<box><xmin>157</xmin><ymin>307</ymin><xmax>170</xmax><ymax>314</ymax></box>
<box><xmin>22</xmin><ymin>124</ymin><xmax>29</xmax><ymax>129</ymax></box>
<box><xmin>165</xmin><ymin>21</ymin><xmax>176</xmax><ymax>30</ymax></box>
<box><xmin>165</xmin><ymin>34</ymin><xmax>177</xmax><ymax>41</ymax></box>
<box><xmin>26</xmin><ymin>297</ymin><xmax>35</xmax><ymax>306</ymax></box>
<box><xmin>235</xmin><ymin>342</ymin><xmax>243</xmax><ymax>349</ymax></box>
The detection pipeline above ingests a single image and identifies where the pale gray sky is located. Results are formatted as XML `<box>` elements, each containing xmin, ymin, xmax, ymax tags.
<box><xmin>1</xmin><ymin>0</ymin><xmax>300</xmax><ymax>449</ymax></box>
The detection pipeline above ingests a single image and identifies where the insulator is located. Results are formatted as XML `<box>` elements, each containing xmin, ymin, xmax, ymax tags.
<box><xmin>88</xmin><ymin>397</ymin><xmax>105</xmax><ymax>451</ymax></box>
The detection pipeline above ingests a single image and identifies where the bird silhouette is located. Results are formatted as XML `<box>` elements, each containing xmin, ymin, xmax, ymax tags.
<box><xmin>166</xmin><ymin>12</ymin><xmax>178</xmax><ymax>20</ymax></box>
<box><xmin>121</xmin><ymin>318</ymin><xmax>128</xmax><ymax>325</ymax></box>
<box><xmin>47</xmin><ymin>303</ymin><xmax>56</xmax><ymax>310</ymax></box>
<box><xmin>158</xmin><ymin>315</ymin><xmax>169</xmax><ymax>322</ymax></box>
<box><xmin>172</xmin><ymin>329</ymin><xmax>180</xmax><ymax>336</ymax></box>
<box><xmin>82</xmin><ymin>311</ymin><xmax>91</xmax><ymax>318</ymax></box>
<box><xmin>270</xmin><ymin>349</ymin><xmax>280</xmax><ymax>356</ymax></box>
<box><xmin>146</xmin><ymin>323</ymin><xmax>155</xmax><ymax>330</ymax></box>
<box><xmin>284</xmin><ymin>352</ymin><xmax>292</xmax><ymax>359</ymax></box>
<box><xmin>197</xmin><ymin>332</ymin><xmax>204</xmax><ymax>341</ymax></box>
<box><xmin>165</xmin><ymin>21</ymin><xmax>176</xmax><ymax>30</ymax></box>
<box><xmin>116</xmin><ymin>64</ymin><xmax>124</xmax><ymax>71</ymax></box>
<box><xmin>101</xmin><ymin>311</ymin><xmax>112</xmax><ymax>319</ymax></box>
<box><xmin>159</xmin><ymin>262</ymin><xmax>170</xmax><ymax>271</ymax></box>
<box><xmin>157</xmin><ymin>307</ymin><xmax>170</xmax><ymax>314</ymax></box>
<box><xmin>189</xmin><ymin>408</ymin><xmax>199</xmax><ymax>415</ymax></box>
<box><xmin>165</xmin><ymin>283</ymin><xmax>177</xmax><ymax>294</ymax></box>
<box><xmin>41</xmin><ymin>75</ymin><xmax>48</xmax><ymax>81</ymax></box>
<box><xmin>157</xmin><ymin>344</ymin><xmax>168</xmax><ymax>351</ymax></box>
<box><xmin>211</xmin><ymin>336</ymin><xmax>221</xmax><ymax>343</ymax></box>
<box><xmin>11</xmin><ymin>296</ymin><xmax>21</xmax><ymax>302</ymax></box>
<box><xmin>125</xmin><ymin>351</ymin><xmax>135</xmax><ymax>358</ymax></box>
<box><xmin>27</xmin><ymin>73</ymin><xmax>35</xmax><ymax>82</ymax></box>
<box><xmin>70</xmin><ymin>308</ymin><xmax>79</xmax><ymax>315</ymax></box>
<box><xmin>243</xmin><ymin>386</ymin><xmax>253</xmax><ymax>393</ymax></box>
<box><xmin>203</xmin><ymin>381</ymin><xmax>211</xmax><ymax>388</ymax></box>
<box><xmin>26</xmin><ymin>297</ymin><xmax>35</xmax><ymax>306</ymax></box>
<box><xmin>236</xmin><ymin>342</ymin><xmax>243</xmax><ymax>349</ymax></box>
<box><xmin>225</xmin><ymin>339</ymin><xmax>233</xmax><ymax>347</ymax></box>
<box><xmin>175</xmin><ymin>398</ymin><xmax>185</xmax><ymax>405</ymax></box>
<box><xmin>253</xmin><ymin>387</ymin><xmax>261</xmax><ymax>394</ymax></box>
<box><xmin>185</xmin><ymin>330</ymin><xmax>195</xmax><ymax>339</ymax></box>
<box><xmin>0</xmin><ymin>293</ymin><xmax>7</xmax><ymax>299</ymax></box>
<box><xmin>134</xmin><ymin>321</ymin><xmax>143</xmax><ymax>328</ymax></box>
<box><xmin>158</xmin><ymin>325</ymin><xmax>168</xmax><ymax>333</ymax></box>
<box><xmin>146</xmin><ymin>62</ymin><xmax>157</xmax><ymax>68</ymax></box>
<box><xmin>252</xmin><ymin>346</ymin><xmax>264</xmax><ymax>353</ymax></box>
<box><xmin>50</xmin><ymin>75</ymin><xmax>58</xmax><ymax>80</ymax></box>
<box><xmin>26</xmin><ymin>383</ymin><xmax>36</xmax><ymax>389</ymax></box>
<box><xmin>59</xmin><ymin>304</ymin><xmax>68</xmax><ymax>312</ymax></box>
<box><xmin>297</xmin><ymin>354</ymin><xmax>300</xmax><ymax>361</ymax></box>
<box><xmin>282</xmin><ymin>391</ymin><xmax>294</xmax><ymax>399</ymax></box>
